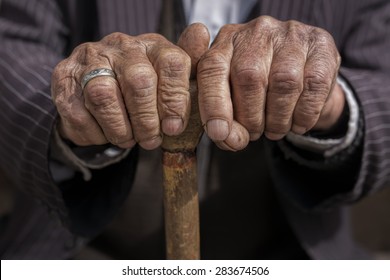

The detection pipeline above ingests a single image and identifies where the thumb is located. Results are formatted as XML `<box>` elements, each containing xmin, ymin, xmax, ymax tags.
<box><xmin>177</xmin><ymin>23</ymin><xmax>210</xmax><ymax>78</ymax></box>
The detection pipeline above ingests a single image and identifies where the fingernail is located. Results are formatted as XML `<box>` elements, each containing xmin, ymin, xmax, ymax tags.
<box><xmin>291</xmin><ymin>124</ymin><xmax>307</xmax><ymax>135</ymax></box>
<box><xmin>206</xmin><ymin>119</ymin><xmax>229</xmax><ymax>141</ymax></box>
<box><xmin>162</xmin><ymin>117</ymin><xmax>184</xmax><ymax>136</ymax></box>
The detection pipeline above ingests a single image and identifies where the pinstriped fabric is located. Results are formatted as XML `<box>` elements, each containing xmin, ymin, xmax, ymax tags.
<box><xmin>0</xmin><ymin>0</ymin><xmax>389</xmax><ymax>259</ymax></box>
<box><xmin>96</xmin><ymin>0</ymin><xmax>162</xmax><ymax>37</ymax></box>
<box><xmin>0</xmin><ymin>0</ymin><xmax>78</xmax><ymax>258</ymax></box>
<box><xmin>0</xmin><ymin>0</ymin><xmax>67</xmax><ymax>215</ymax></box>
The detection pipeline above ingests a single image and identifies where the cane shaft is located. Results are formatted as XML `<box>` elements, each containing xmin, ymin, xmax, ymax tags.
<box><xmin>161</xmin><ymin>81</ymin><xmax>202</xmax><ymax>260</ymax></box>
<box><xmin>162</xmin><ymin>151</ymin><xmax>200</xmax><ymax>259</ymax></box>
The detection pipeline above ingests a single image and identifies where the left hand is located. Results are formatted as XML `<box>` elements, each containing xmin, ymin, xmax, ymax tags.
<box><xmin>197</xmin><ymin>16</ymin><xmax>344</xmax><ymax>151</ymax></box>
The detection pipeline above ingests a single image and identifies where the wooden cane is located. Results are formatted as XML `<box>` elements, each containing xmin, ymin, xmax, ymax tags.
<box><xmin>161</xmin><ymin>80</ymin><xmax>203</xmax><ymax>260</ymax></box>
<box><xmin>159</xmin><ymin>20</ymin><xmax>210</xmax><ymax>260</ymax></box>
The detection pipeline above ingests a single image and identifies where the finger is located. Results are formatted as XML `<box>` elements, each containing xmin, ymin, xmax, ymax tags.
<box><xmin>265</xmin><ymin>27</ymin><xmax>307</xmax><ymax>140</ymax></box>
<box><xmin>312</xmin><ymin>82</ymin><xmax>345</xmax><ymax>131</ymax></box>
<box><xmin>230</xmin><ymin>32</ymin><xmax>271</xmax><ymax>141</ymax></box>
<box><xmin>74</xmin><ymin>40</ymin><xmax>135</xmax><ymax>148</ymax></box>
<box><xmin>215</xmin><ymin>121</ymin><xmax>250</xmax><ymax>151</ymax></box>
<box><xmin>57</xmin><ymin>100</ymin><xmax>107</xmax><ymax>146</ymax></box>
<box><xmin>197</xmin><ymin>25</ymin><xmax>236</xmax><ymax>142</ymax></box>
<box><xmin>51</xmin><ymin>60</ymin><xmax>107</xmax><ymax>146</ymax></box>
<box><xmin>293</xmin><ymin>29</ymin><xmax>340</xmax><ymax>134</ymax></box>
<box><xmin>99</xmin><ymin>33</ymin><xmax>162</xmax><ymax>149</ymax></box>
<box><xmin>83</xmin><ymin>74</ymin><xmax>135</xmax><ymax>149</ymax></box>
<box><xmin>118</xmin><ymin>51</ymin><xmax>161</xmax><ymax>150</ymax></box>
<box><xmin>142</xmin><ymin>34</ymin><xmax>192</xmax><ymax>136</ymax></box>
<box><xmin>177</xmin><ymin>23</ymin><xmax>210</xmax><ymax>78</ymax></box>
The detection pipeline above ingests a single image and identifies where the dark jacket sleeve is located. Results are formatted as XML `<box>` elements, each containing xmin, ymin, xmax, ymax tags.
<box><xmin>267</xmin><ymin>0</ymin><xmax>390</xmax><ymax>209</ymax></box>
<box><xmin>0</xmin><ymin>0</ymin><xmax>136</xmax><ymax>236</ymax></box>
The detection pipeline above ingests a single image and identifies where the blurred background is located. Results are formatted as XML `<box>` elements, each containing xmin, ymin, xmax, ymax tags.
<box><xmin>351</xmin><ymin>187</ymin><xmax>390</xmax><ymax>259</ymax></box>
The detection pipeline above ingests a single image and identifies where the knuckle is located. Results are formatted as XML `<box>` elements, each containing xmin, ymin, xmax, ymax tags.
<box><xmin>199</xmin><ymin>50</ymin><xmax>227</xmax><ymax>67</ymax></box>
<box><xmin>157</xmin><ymin>49</ymin><xmax>190</xmax><ymax>77</ymax></box>
<box><xmin>285</xmin><ymin>20</ymin><xmax>310</xmax><ymax>43</ymax></box>
<box><xmin>304</xmin><ymin>72</ymin><xmax>331</xmax><ymax>94</ymax></box>
<box><xmin>219</xmin><ymin>23</ymin><xmax>237</xmax><ymax>34</ymax></box>
<box><xmin>73</xmin><ymin>42</ymin><xmax>100</xmax><ymax>65</ymax></box>
<box><xmin>310</xmin><ymin>27</ymin><xmax>334</xmax><ymax>45</ymax></box>
<box><xmin>270</xmin><ymin>68</ymin><xmax>302</xmax><ymax>93</ymax></box>
<box><xmin>124</xmin><ymin>68</ymin><xmax>157</xmax><ymax>101</ymax></box>
<box><xmin>102</xmin><ymin>32</ymin><xmax>139</xmax><ymax>51</ymax></box>
<box><xmin>133</xmin><ymin>113</ymin><xmax>159</xmax><ymax>127</ymax></box>
<box><xmin>127</xmin><ymin>66</ymin><xmax>157</xmax><ymax>92</ymax></box>
<box><xmin>233</xmin><ymin>68</ymin><xmax>265</xmax><ymax>87</ymax></box>
<box><xmin>296</xmin><ymin>102</ymin><xmax>322</xmax><ymax>120</ymax></box>
<box><xmin>255</xmin><ymin>15</ymin><xmax>279</xmax><ymax>29</ymax></box>
<box><xmin>159</xmin><ymin>78</ymin><xmax>189</xmax><ymax>101</ymax></box>
<box><xmin>85</xmin><ymin>81</ymin><xmax>118</xmax><ymax>109</ymax></box>
<box><xmin>296</xmin><ymin>92</ymin><xmax>327</xmax><ymax>119</ymax></box>
<box><xmin>198</xmin><ymin>51</ymin><xmax>229</xmax><ymax>77</ymax></box>
<box><xmin>137</xmin><ymin>32</ymin><xmax>166</xmax><ymax>43</ymax></box>
<box><xmin>249</xmin><ymin>15</ymin><xmax>281</xmax><ymax>36</ymax></box>
<box><xmin>159</xmin><ymin>90</ymin><xmax>189</xmax><ymax>116</ymax></box>
<box><xmin>103</xmin><ymin>32</ymin><xmax>129</xmax><ymax>43</ymax></box>
<box><xmin>309</xmin><ymin>28</ymin><xmax>339</xmax><ymax>62</ymax></box>
<box><xmin>285</xmin><ymin>19</ymin><xmax>302</xmax><ymax>29</ymax></box>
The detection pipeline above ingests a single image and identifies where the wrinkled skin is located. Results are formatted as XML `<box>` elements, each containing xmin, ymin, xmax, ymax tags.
<box><xmin>51</xmin><ymin>16</ymin><xmax>343</xmax><ymax>152</ymax></box>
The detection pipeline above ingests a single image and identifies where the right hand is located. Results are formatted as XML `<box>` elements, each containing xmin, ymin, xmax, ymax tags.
<box><xmin>51</xmin><ymin>32</ymin><xmax>192</xmax><ymax>150</ymax></box>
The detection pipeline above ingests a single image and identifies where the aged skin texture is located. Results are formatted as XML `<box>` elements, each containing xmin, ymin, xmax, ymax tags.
<box><xmin>51</xmin><ymin>16</ymin><xmax>344</xmax><ymax>152</ymax></box>
<box><xmin>51</xmin><ymin>18</ymin><xmax>344</xmax><ymax>260</ymax></box>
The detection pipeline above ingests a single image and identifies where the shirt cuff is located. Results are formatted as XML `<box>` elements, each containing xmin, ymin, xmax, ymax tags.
<box><xmin>50</xmin><ymin>125</ymin><xmax>130</xmax><ymax>181</ymax></box>
<box><xmin>285</xmin><ymin>76</ymin><xmax>360</xmax><ymax>157</ymax></box>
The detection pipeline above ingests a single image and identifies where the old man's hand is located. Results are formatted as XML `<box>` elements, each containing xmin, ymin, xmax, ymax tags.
<box><xmin>51</xmin><ymin>32</ymin><xmax>192</xmax><ymax>150</ymax></box>
<box><xmin>197</xmin><ymin>16</ymin><xmax>344</xmax><ymax>151</ymax></box>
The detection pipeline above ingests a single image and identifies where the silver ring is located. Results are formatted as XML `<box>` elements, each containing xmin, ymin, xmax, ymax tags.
<box><xmin>81</xmin><ymin>68</ymin><xmax>116</xmax><ymax>90</ymax></box>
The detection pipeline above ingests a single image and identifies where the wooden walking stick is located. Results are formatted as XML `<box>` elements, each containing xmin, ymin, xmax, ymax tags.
<box><xmin>161</xmin><ymin>23</ymin><xmax>210</xmax><ymax>260</ymax></box>
<box><xmin>161</xmin><ymin>80</ymin><xmax>202</xmax><ymax>259</ymax></box>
